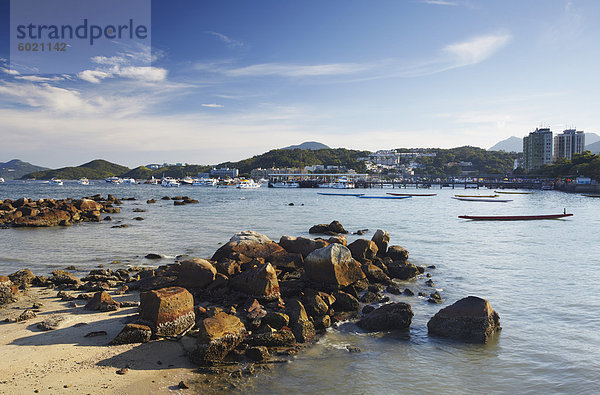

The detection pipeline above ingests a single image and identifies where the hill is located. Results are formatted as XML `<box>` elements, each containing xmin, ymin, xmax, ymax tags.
<box><xmin>0</xmin><ymin>159</ymin><xmax>48</xmax><ymax>180</ymax></box>
<box><xmin>281</xmin><ymin>141</ymin><xmax>330</xmax><ymax>150</ymax></box>
<box><xmin>21</xmin><ymin>160</ymin><xmax>130</xmax><ymax>180</ymax></box>
<box><xmin>585</xmin><ymin>140</ymin><xmax>600</xmax><ymax>154</ymax></box>
<box><xmin>488</xmin><ymin>136</ymin><xmax>523</xmax><ymax>152</ymax></box>
<box><xmin>121</xmin><ymin>164</ymin><xmax>212</xmax><ymax>179</ymax></box>
<box><xmin>218</xmin><ymin>148</ymin><xmax>370</xmax><ymax>174</ymax></box>
<box><xmin>585</xmin><ymin>132</ymin><xmax>600</xmax><ymax>146</ymax></box>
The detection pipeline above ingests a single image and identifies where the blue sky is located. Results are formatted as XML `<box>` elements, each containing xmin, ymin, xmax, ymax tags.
<box><xmin>1</xmin><ymin>0</ymin><xmax>599</xmax><ymax>167</ymax></box>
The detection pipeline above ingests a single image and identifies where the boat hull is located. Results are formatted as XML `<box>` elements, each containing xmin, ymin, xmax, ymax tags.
<box><xmin>459</xmin><ymin>214</ymin><xmax>573</xmax><ymax>221</ymax></box>
<box><xmin>318</xmin><ymin>192</ymin><xmax>365</xmax><ymax>197</ymax></box>
<box><xmin>452</xmin><ymin>197</ymin><xmax>512</xmax><ymax>202</ymax></box>
<box><xmin>358</xmin><ymin>195</ymin><xmax>411</xmax><ymax>199</ymax></box>
<box><xmin>387</xmin><ymin>192</ymin><xmax>436</xmax><ymax>197</ymax></box>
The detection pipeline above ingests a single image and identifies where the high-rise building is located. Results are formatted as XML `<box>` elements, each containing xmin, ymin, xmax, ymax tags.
<box><xmin>523</xmin><ymin>128</ymin><xmax>553</xmax><ymax>171</ymax></box>
<box><xmin>554</xmin><ymin>129</ymin><xmax>585</xmax><ymax>161</ymax></box>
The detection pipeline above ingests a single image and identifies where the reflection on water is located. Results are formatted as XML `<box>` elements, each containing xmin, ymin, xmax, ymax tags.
<box><xmin>1</xmin><ymin>182</ymin><xmax>599</xmax><ymax>393</ymax></box>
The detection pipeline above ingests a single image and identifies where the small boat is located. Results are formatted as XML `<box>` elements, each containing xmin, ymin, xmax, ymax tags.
<box><xmin>387</xmin><ymin>192</ymin><xmax>437</xmax><ymax>197</ymax></box>
<box><xmin>0</xmin><ymin>177</ymin><xmax>4</xmax><ymax>183</ymax></box>
<box><xmin>318</xmin><ymin>192</ymin><xmax>365</xmax><ymax>197</ymax></box>
<box><xmin>494</xmin><ymin>190</ymin><xmax>534</xmax><ymax>195</ymax></box>
<box><xmin>105</xmin><ymin>176</ymin><xmax>123</xmax><ymax>184</ymax></box>
<box><xmin>180</xmin><ymin>176</ymin><xmax>195</xmax><ymax>185</ymax></box>
<box><xmin>459</xmin><ymin>213</ymin><xmax>573</xmax><ymax>221</ymax></box>
<box><xmin>455</xmin><ymin>194</ymin><xmax>498</xmax><ymax>198</ymax></box>
<box><xmin>358</xmin><ymin>195</ymin><xmax>411</xmax><ymax>199</ymax></box>
<box><xmin>452</xmin><ymin>197</ymin><xmax>512</xmax><ymax>202</ymax></box>
<box><xmin>78</xmin><ymin>177</ymin><xmax>90</xmax><ymax>185</ymax></box>
<box><xmin>192</xmin><ymin>178</ymin><xmax>217</xmax><ymax>186</ymax></box>
<box><xmin>583</xmin><ymin>194</ymin><xmax>600</xmax><ymax>198</ymax></box>
<box><xmin>270</xmin><ymin>181</ymin><xmax>300</xmax><ymax>188</ymax></box>
<box><xmin>49</xmin><ymin>178</ymin><xmax>63</xmax><ymax>186</ymax></box>
<box><xmin>121</xmin><ymin>178</ymin><xmax>137</xmax><ymax>184</ymax></box>
<box><xmin>161</xmin><ymin>177</ymin><xmax>180</xmax><ymax>187</ymax></box>
<box><xmin>236</xmin><ymin>179</ymin><xmax>261</xmax><ymax>189</ymax></box>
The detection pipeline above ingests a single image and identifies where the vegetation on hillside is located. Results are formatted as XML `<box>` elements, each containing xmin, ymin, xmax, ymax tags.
<box><xmin>1</xmin><ymin>159</ymin><xmax>48</xmax><ymax>180</ymax></box>
<box><xmin>121</xmin><ymin>165</ymin><xmax>212</xmax><ymax>179</ymax></box>
<box><xmin>21</xmin><ymin>160</ymin><xmax>130</xmax><ymax>180</ymax></box>
<box><xmin>535</xmin><ymin>151</ymin><xmax>600</xmax><ymax>179</ymax></box>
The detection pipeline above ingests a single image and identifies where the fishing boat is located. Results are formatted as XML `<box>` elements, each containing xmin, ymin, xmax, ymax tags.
<box><xmin>49</xmin><ymin>178</ymin><xmax>63</xmax><ymax>186</ymax></box>
<box><xmin>358</xmin><ymin>195</ymin><xmax>411</xmax><ymax>199</ymax></box>
<box><xmin>494</xmin><ymin>190</ymin><xmax>534</xmax><ymax>195</ymax></box>
<box><xmin>318</xmin><ymin>192</ymin><xmax>365</xmax><ymax>197</ymax></box>
<box><xmin>180</xmin><ymin>176</ymin><xmax>195</xmax><ymax>185</ymax></box>
<box><xmin>236</xmin><ymin>179</ymin><xmax>261</xmax><ymax>189</ymax></box>
<box><xmin>192</xmin><ymin>178</ymin><xmax>217</xmax><ymax>186</ymax></box>
<box><xmin>387</xmin><ymin>192</ymin><xmax>437</xmax><ymax>197</ymax></box>
<box><xmin>459</xmin><ymin>213</ymin><xmax>573</xmax><ymax>221</ymax></box>
<box><xmin>455</xmin><ymin>194</ymin><xmax>498</xmax><ymax>198</ymax></box>
<box><xmin>452</xmin><ymin>197</ymin><xmax>512</xmax><ymax>202</ymax></box>
<box><xmin>121</xmin><ymin>178</ymin><xmax>137</xmax><ymax>184</ymax></box>
<box><xmin>161</xmin><ymin>177</ymin><xmax>180</xmax><ymax>187</ymax></box>
<box><xmin>78</xmin><ymin>177</ymin><xmax>90</xmax><ymax>185</ymax></box>
<box><xmin>270</xmin><ymin>181</ymin><xmax>300</xmax><ymax>188</ymax></box>
<box><xmin>105</xmin><ymin>176</ymin><xmax>123</xmax><ymax>184</ymax></box>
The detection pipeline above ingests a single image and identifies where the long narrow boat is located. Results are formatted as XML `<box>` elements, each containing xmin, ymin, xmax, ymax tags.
<box><xmin>358</xmin><ymin>195</ymin><xmax>411</xmax><ymax>199</ymax></box>
<box><xmin>494</xmin><ymin>190</ymin><xmax>534</xmax><ymax>194</ymax></box>
<box><xmin>452</xmin><ymin>197</ymin><xmax>512</xmax><ymax>202</ymax></box>
<box><xmin>583</xmin><ymin>194</ymin><xmax>600</xmax><ymax>198</ymax></box>
<box><xmin>386</xmin><ymin>192</ymin><xmax>437</xmax><ymax>197</ymax></box>
<box><xmin>459</xmin><ymin>213</ymin><xmax>573</xmax><ymax>221</ymax></box>
<box><xmin>455</xmin><ymin>194</ymin><xmax>498</xmax><ymax>198</ymax></box>
<box><xmin>318</xmin><ymin>192</ymin><xmax>365</xmax><ymax>197</ymax></box>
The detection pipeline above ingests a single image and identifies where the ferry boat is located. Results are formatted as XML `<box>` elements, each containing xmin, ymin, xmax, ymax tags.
<box><xmin>78</xmin><ymin>177</ymin><xmax>90</xmax><ymax>185</ymax></box>
<box><xmin>105</xmin><ymin>176</ymin><xmax>123</xmax><ymax>184</ymax></box>
<box><xmin>236</xmin><ymin>179</ymin><xmax>261</xmax><ymax>189</ymax></box>
<box><xmin>192</xmin><ymin>178</ymin><xmax>217</xmax><ymax>186</ymax></box>
<box><xmin>121</xmin><ymin>178</ymin><xmax>137</xmax><ymax>184</ymax></box>
<box><xmin>49</xmin><ymin>178</ymin><xmax>64</xmax><ymax>186</ymax></box>
<box><xmin>161</xmin><ymin>177</ymin><xmax>180</xmax><ymax>187</ymax></box>
<box><xmin>270</xmin><ymin>181</ymin><xmax>300</xmax><ymax>188</ymax></box>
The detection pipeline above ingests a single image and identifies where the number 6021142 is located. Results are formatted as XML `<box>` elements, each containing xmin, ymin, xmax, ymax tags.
<box><xmin>17</xmin><ymin>42</ymin><xmax>67</xmax><ymax>52</ymax></box>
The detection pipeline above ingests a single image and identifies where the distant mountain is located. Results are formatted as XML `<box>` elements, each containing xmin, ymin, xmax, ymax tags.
<box><xmin>0</xmin><ymin>159</ymin><xmax>48</xmax><ymax>180</ymax></box>
<box><xmin>488</xmin><ymin>136</ymin><xmax>523</xmax><ymax>153</ymax></box>
<box><xmin>585</xmin><ymin>140</ymin><xmax>600</xmax><ymax>154</ymax></box>
<box><xmin>585</xmin><ymin>132</ymin><xmax>600</xmax><ymax>147</ymax></box>
<box><xmin>281</xmin><ymin>141</ymin><xmax>330</xmax><ymax>150</ymax></box>
<box><xmin>21</xmin><ymin>159</ymin><xmax>130</xmax><ymax>180</ymax></box>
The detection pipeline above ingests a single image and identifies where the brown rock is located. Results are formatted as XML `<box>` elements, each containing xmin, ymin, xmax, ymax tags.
<box><xmin>109</xmin><ymin>324</ymin><xmax>152</xmax><ymax>345</ymax></box>
<box><xmin>9</xmin><ymin>269</ymin><xmax>36</xmax><ymax>289</ymax></box>
<box><xmin>387</xmin><ymin>245</ymin><xmax>409</xmax><ymax>262</ymax></box>
<box><xmin>371</xmin><ymin>229</ymin><xmax>390</xmax><ymax>256</ymax></box>
<box><xmin>0</xmin><ymin>276</ymin><xmax>18</xmax><ymax>306</ymax></box>
<box><xmin>308</xmin><ymin>220</ymin><xmax>348</xmax><ymax>235</ymax></box>
<box><xmin>49</xmin><ymin>270</ymin><xmax>80</xmax><ymax>286</ymax></box>
<box><xmin>75</xmin><ymin>199</ymin><xmax>103</xmax><ymax>211</ymax></box>
<box><xmin>229</xmin><ymin>263</ymin><xmax>280</xmax><ymax>301</ymax></box>
<box><xmin>139</xmin><ymin>287</ymin><xmax>195</xmax><ymax>337</ymax></box>
<box><xmin>348</xmin><ymin>239</ymin><xmax>379</xmax><ymax>262</ymax></box>
<box><xmin>304</xmin><ymin>244</ymin><xmax>366</xmax><ymax>288</ymax></box>
<box><xmin>286</xmin><ymin>299</ymin><xmax>315</xmax><ymax>343</ymax></box>
<box><xmin>387</xmin><ymin>261</ymin><xmax>420</xmax><ymax>280</ymax></box>
<box><xmin>357</xmin><ymin>302</ymin><xmax>414</xmax><ymax>332</ymax></box>
<box><xmin>176</xmin><ymin>259</ymin><xmax>216</xmax><ymax>289</ymax></box>
<box><xmin>192</xmin><ymin>312</ymin><xmax>247</xmax><ymax>365</ymax></box>
<box><xmin>279</xmin><ymin>235</ymin><xmax>328</xmax><ymax>258</ymax></box>
<box><xmin>85</xmin><ymin>291</ymin><xmax>120</xmax><ymax>312</ymax></box>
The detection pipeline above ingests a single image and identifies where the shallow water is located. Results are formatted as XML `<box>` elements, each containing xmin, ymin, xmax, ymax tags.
<box><xmin>1</xmin><ymin>181</ymin><xmax>599</xmax><ymax>393</ymax></box>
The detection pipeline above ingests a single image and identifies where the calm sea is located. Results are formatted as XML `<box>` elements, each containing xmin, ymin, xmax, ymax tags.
<box><xmin>1</xmin><ymin>181</ymin><xmax>599</xmax><ymax>393</ymax></box>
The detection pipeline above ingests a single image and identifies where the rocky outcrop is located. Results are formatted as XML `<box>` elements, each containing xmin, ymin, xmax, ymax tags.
<box><xmin>279</xmin><ymin>235</ymin><xmax>328</xmax><ymax>258</ymax></box>
<box><xmin>85</xmin><ymin>291</ymin><xmax>120</xmax><ymax>312</ymax></box>
<box><xmin>357</xmin><ymin>302</ymin><xmax>414</xmax><ymax>331</ymax></box>
<box><xmin>308</xmin><ymin>220</ymin><xmax>348</xmax><ymax>235</ymax></box>
<box><xmin>192</xmin><ymin>312</ymin><xmax>247</xmax><ymax>365</ymax></box>
<box><xmin>386</xmin><ymin>245</ymin><xmax>409</xmax><ymax>262</ymax></box>
<box><xmin>9</xmin><ymin>269</ymin><xmax>35</xmax><ymax>289</ymax></box>
<box><xmin>0</xmin><ymin>276</ymin><xmax>18</xmax><ymax>306</ymax></box>
<box><xmin>427</xmin><ymin>296</ymin><xmax>501</xmax><ymax>343</ymax></box>
<box><xmin>109</xmin><ymin>324</ymin><xmax>152</xmax><ymax>345</ymax></box>
<box><xmin>347</xmin><ymin>239</ymin><xmax>378</xmax><ymax>262</ymax></box>
<box><xmin>139</xmin><ymin>287</ymin><xmax>195</xmax><ymax>337</ymax></box>
<box><xmin>371</xmin><ymin>229</ymin><xmax>390</xmax><ymax>257</ymax></box>
<box><xmin>304</xmin><ymin>244</ymin><xmax>366</xmax><ymax>288</ymax></box>
<box><xmin>387</xmin><ymin>261</ymin><xmax>420</xmax><ymax>280</ymax></box>
<box><xmin>229</xmin><ymin>263</ymin><xmax>280</xmax><ymax>301</ymax></box>
<box><xmin>49</xmin><ymin>270</ymin><xmax>80</xmax><ymax>286</ymax></box>
<box><xmin>176</xmin><ymin>259</ymin><xmax>216</xmax><ymax>289</ymax></box>
<box><xmin>286</xmin><ymin>299</ymin><xmax>316</xmax><ymax>343</ymax></box>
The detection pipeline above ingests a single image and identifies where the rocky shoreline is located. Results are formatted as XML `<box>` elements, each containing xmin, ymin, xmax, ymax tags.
<box><xmin>0</xmin><ymin>212</ymin><xmax>501</xmax><ymax>392</ymax></box>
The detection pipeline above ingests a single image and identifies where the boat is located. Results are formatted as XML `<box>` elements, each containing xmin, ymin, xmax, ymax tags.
<box><xmin>180</xmin><ymin>176</ymin><xmax>195</xmax><ymax>185</ymax></box>
<box><xmin>318</xmin><ymin>192</ymin><xmax>365</xmax><ymax>197</ymax></box>
<box><xmin>0</xmin><ymin>177</ymin><xmax>4</xmax><ymax>183</ymax></box>
<box><xmin>161</xmin><ymin>177</ymin><xmax>180</xmax><ymax>187</ymax></box>
<box><xmin>270</xmin><ymin>181</ymin><xmax>300</xmax><ymax>188</ymax></box>
<box><xmin>332</xmin><ymin>177</ymin><xmax>355</xmax><ymax>189</ymax></box>
<box><xmin>452</xmin><ymin>197</ymin><xmax>512</xmax><ymax>202</ymax></box>
<box><xmin>192</xmin><ymin>178</ymin><xmax>217</xmax><ymax>186</ymax></box>
<box><xmin>387</xmin><ymin>192</ymin><xmax>437</xmax><ymax>197</ymax></box>
<box><xmin>78</xmin><ymin>177</ymin><xmax>90</xmax><ymax>185</ymax></box>
<box><xmin>459</xmin><ymin>213</ymin><xmax>573</xmax><ymax>221</ymax></box>
<box><xmin>49</xmin><ymin>178</ymin><xmax>63</xmax><ymax>186</ymax></box>
<box><xmin>583</xmin><ymin>194</ymin><xmax>600</xmax><ymax>198</ymax></box>
<box><xmin>358</xmin><ymin>195</ymin><xmax>411</xmax><ymax>199</ymax></box>
<box><xmin>455</xmin><ymin>194</ymin><xmax>499</xmax><ymax>198</ymax></box>
<box><xmin>105</xmin><ymin>176</ymin><xmax>123</xmax><ymax>184</ymax></box>
<box><xmin>236</xmin><ymin>179</ymin><xmax>261</xmax><ymax>189</ymax></box>
<box><xmin>121</xmin><ymin>178</ymin><xmax>137</xmax><ymax>184</ymax></box>
<box><xmin>494</xmin><ymin>190</ymin><xmax>534</xmax><ymax>195</ymax></box>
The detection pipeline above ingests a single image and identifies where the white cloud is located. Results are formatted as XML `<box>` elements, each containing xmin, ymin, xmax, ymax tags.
<box><xmin>201</xmin><ymin>103</ymin><xmax>224</xmax><ymax>108</ymax></box>
<box><xmin>443</xmin><ymin>33</ymin><xmax>511</xmax><ymax>66</ymax></box>
<box><xmin>224</xmin><ymin>62</ymin><xmax>371</xmax><ymax>77</ymax></box>
<box><xmin>78</xmin><ymin>70</ymin><xmax>112</xmax><ymax>84</ymax></box>
<box><xmin>116</xmin><ymin>66</ymin><xmax>168</xmax><ymax>82</ymax></box>
<box><xmin>1</xmin><ymin>67</ymin><xmax>20</xmax><ymax>75</ymax></box>
<box><xmin>419</xmin><ymin>0</ymin><xmax>458</xmax><ymax>5</ymax></box>
<box><xmin>207</xmin><ymin>31</ymin><xmax>244</xmax><ymax>48</ymax></box>
<box><xmin>14</xmin><ymin>75</ymin><xmax>65</xmax><ymax>82</ymax></box>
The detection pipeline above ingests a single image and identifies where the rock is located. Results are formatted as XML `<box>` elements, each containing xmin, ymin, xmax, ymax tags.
<box><xmin>174</xmin><ymin>201</ymin><xmax>186</xmax><ymax>206</ymax></box>
<box><xmin>347</xmin><ymin>239</ymin><xmax>378</xmax><ymax>261</ymax></box>
<box><xmin>147</xmin><ymin>199</ymin><xmax>156</xmax><ymax>204</ymax></box>
<box><xmin>362</xmin><ymin>305</ymin><xmax>376</xmax><ymax>314</ymax></box>
<box><xmin>192</xmin><ymin>312</ymin><xmax>247</xmax><ymax>365</ymax></box>
<box><xmin>427</xmin><ymin>296</ymin><xmax>501</xmax><ymax>343</ymax></box>
<box><xmin>16</xmin><ymin>309</ymin><xmax>37</xmax><ymax>322</ymax></box>
<box><xmin>425</xmin><ymin>279</ymin><xmax>435</xmax><ymax>287</ymax></box>
<box><xmin>244</xmin><ymin>327</ymin><xmax>296</xmax><ymax>347</ymax></box>
<box><xmin>37</xmin><ymin>315</ymin><xmax>65</xmax><ymax>331</ymax></box>
<box><xmin>360</xmin><ymin>291</ymin><xmax>382</xmax><ymax>304</ymax></box>
<box><xmin>229</xmin><ymin>263</ymin><xmax>280</xmax><ymax>301</ymax></box>
<box><xmin>0</xmin><ymin>276</ymin><xmax>18</xmax><ymax>306</ymax></box>
<box><xmin>331</xmin><ymin>291</ymin><xmax>360</xmax><ymax>312</ymax></box>
<box><xmin>75</xmin><ymin>199</ymin><xmax>103</xmax><ymax>211</ymax></box>
<box><xmin>262</xmin><ymin>312</ymin><xmax>289</xmax><ymax>330</ymax></box>
<box><xmin>176</xmin><ymin>259</ymin><xmax>216</xmax><ymax>289</ymax></box>
<box><xmin>132</xmin><ymin>275</ymin><xmax>177</xmax><ymax>292</ymax></box>
<box><xmin>363</xmin><ymin>263</ymin><xmax>391</xmax><ymax>284</ymax></box>
<box><xmin>371</xmin><ymin>230</ymin><xmax>390</xmax><ymax>257</ymax></box>
<box><xmin>9</xmin><ymin>269</ymin><xmax>35</xmax><ymax>289</ymax></box>
<box><xmin>385</xmin><ymin>285</ymin><xmax>401</xmax><ymax>295</ymax></box>
<box><xmin>403</xmin><ymin>288</ymin><xmax>415</xmax><ymax>296</ymax></box>
<box><xmin>178</xmin><ymin>381</ymin><xmax>189</xmax><ymax>389</ymax></box>
<box><xmin>139</xmin><ymin>287</ymin><xmax>195</xmax><ymax>337</ymax></box>
<box><xmin>133</xmin><ymin>217</ymin><xmax>144</xmax><ymax>221</ymax></box>
<box><xmin>327</xmin><ymin>235</ymin><xmax>347</xmax><ymax>246</ymax></box>
<box><xmin>304</xmin><ymin>244</ymin><xmax>366</xmax><ymax>288</ymax></box>
<box><xmin>109</xmin><ymin>324</ymin><xmax>152</xmax><ymax>345</ymax></box>
<box><xmin>84</xmin><ymin>331</ymin><xmax>108</xmax><ymax>337</ymax></box>
<box><xmin>303</xmin><ymin>294</ymin><xmax>329</xmax><ymax>318</ymax></box>
<box><xmin>346</xmin><ymin>345</ymin><xmax>362</xmax><ymax>353</ymax></box>
<box><xmin>279</xmin><ymin>235</ymin><xmax>328</xmax><ymax>258</ymax></box>
<box><xmin>386</xmin><ymin>245</ymin><xmax>409</xmax><ymax>262</ymax></box>
<box><xmin>116</xmin><ymin>368</ymin><xmax>129</xmax><ymax>375</ymax></box>
<box><xmin>245</xmin><ymin>346</ymin><xmax>270</xmax><ymax>362</ymax></box>
<box><xmin>49</xmin><ymin>270</ymin><xmax>80</xmax><ymax>286</ymax></box>
<box><xmin>387</xmin><ymin>261</ymin><xmax>420</xmax><ymax>280</ymax></box>
<box><xmin>357</xmin><ymin>302</ymin><xmax>414</xmax><ymax>332</ymax></box>
<box><xmin>145</xmin><ymin>253</ymin><xmax>162</xmax><ymax>260</ymax></box>
<box><xmin>286</xmin><ymin>299</ymin><xmax>316</xmax><ymax>343</ymax></box>
<box><xmin>85</xmin><ymin>291</ymin><xmax>120</xmax><ymax>312</ymax></box>
<box><xmin>309</xmin><ymin>220</ymin><xmax>348</xmax><ymax>235</ymax></box>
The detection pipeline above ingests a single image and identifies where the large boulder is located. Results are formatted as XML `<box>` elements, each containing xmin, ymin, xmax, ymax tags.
<box><xmin>371</xmin><ymin>230</ymin><xmax>390</xmax><ymax>257</ymax></box>
<box><xmin>279</xmin><ymin>235</ymin><xmax>328</xmax><ymax>258</ymax></box>
<box><xmin>109</xmin><ymin>324</ymin><xmax>152</xmax><ymax>345</ymax></box>
<box><xmin>285</xmin><ymin>299</ymin><xmax>315</xmax><ymax>343</ymax></box>
<box><xmin>427</xmin><ymin>296</ymin><xmax>501</xmax><ymax>343</ymax></box>
<box><xmin>139</xmin><ymin>287</ymin><xmax>195</xmax><ymax>337</ymax></box>
<box><xmin>357</xmin><ymin>302</ymin><xmax>414</xmax><ymax>331</ymax></box>
<box><xmin>387</xmin><ymin>245</ymin><xmax>409</xmax><ymax>262</ymax></box>
<box><xmin>75</xmin><ymin>199</ymin><xmax>103</xmax><ymax>211</ymax></box>
<box><xmin>49</xmin><ymin>270</ymin><xmax>80</xmax><ymax>286</ymax></box>
<box><xmin>176</xmin><ymin>259</ymin><xmax>216</xmax><ymax>289</ymax></box>
<box><xmin>0</xmin><ymin>276</ymin><xmax>18</xmax><ymax>306</ymax></box>
<box><xmin>331</xmin><ymin>290</ymin><xmax>360</xmax><ymax>312</ymax></box>
<box><xmin>9</xmin><ymin>269</ymin><xmax>35</xmax><ymax>289</ymax></box>
<box><xmin>211</xmin><ymin>231</ymin><xmax>302</xmax><ymax>269</ymax></box>
<box><xmin>13</xmin><ymin>209</ymin><xmax>72</xmax><ymax>227</ymax></box>
<box><xmin>192</xmin><ymin>312</ymin><xmax>247</xmax><ymax>365</ymax></box>
<box><xmin>387</xmin><ymin>261</ymin><xmax>420</xmax><ymax>280</ymax></box>
<box><xmin>304</xmin><ymin>244</ymin><xmax>366</xmax><ymax>288</ymax></box>
<box><xmin>229</xmin><ymin>263</ymin><xmax>280</xmax><ymax>301</ymax></box>
<box><xmin>309</xmin><ymin>220</ymin><xmax>348</xmax><ymax>235</ymax></box>
<box><xmin>347</xmin><ymin>239</ymin><xmax>378</xmax><ymax>261</ymax></box>
<box><xmin>85</xmin><ymin>291</ymin><xmax>120</xmax><ymax>312</ymax></box>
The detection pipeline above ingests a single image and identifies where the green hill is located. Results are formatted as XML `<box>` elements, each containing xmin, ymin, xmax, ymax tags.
<box><xmin>1</xmin><ymin>159</ymin><xmax>49</xmax><ymax>180</ymax></box>
<box><xmin>21</xmin><ymin>159</ymin><xmax>130</xmax><ymax>180</ymax></box>
<box><xmin>218</xmin><ymin>148</ymin><xmax>371</xmax><ymax>175</ymax></box>
<box><xmin>121</xmin><ymin>165</ymin><xmax>212</xmax><ymax>179</ymax></box>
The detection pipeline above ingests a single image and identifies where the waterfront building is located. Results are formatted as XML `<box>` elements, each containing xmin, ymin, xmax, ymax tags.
<box><xmin>523</xmin><ymin>128</ymin><xmax>553</xmax><ymax>171</ymax></box>
<box><xmin>210</xmin><ymin>167</ymin><xmax>239</xmax><ymax>178</ymax></box>
<box><xmin>554</xmin><ymin>129</ymin><xmax>585</xmax><ymax>161</ymax></box>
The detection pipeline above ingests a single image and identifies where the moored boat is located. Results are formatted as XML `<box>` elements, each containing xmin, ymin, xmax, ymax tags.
<box><xmin>318</xmin><ymin>192</ymin><xmax>365</xmax><ymax>197</ymax></box>
<box><xmin>180</xmin><ymin>176</ymin><xmax>195</xmax><ymax>185</ymax></box>
<box><xmin>459</xmin><ymin>213</ymin><xmax>573</xmax><ymax>221</ymax></box>
<box><xmin>236</xmin><ymin>179</ymin><xmax>261</xmax><ymax>189</ymax></box>
<box><xmin>0</xmin><ymin>177</ymin><xmax>4</xmax><ymax>183</ymax></box>
<box><xmin>49</xmin><ymin>178</ymin><xmax>63</xmax><ymax>186</ymax></box>
<box><xmin>455</xmin><ymin>194</ymin><xmax>498</xmax><ymax>198</ymax></box>
<box><xmin>121</xmin><ymin>178</ymin><xmax>137</xmax><ymax>184</ymax></box>
<box><xmin>78</xmin><ymin>177</ymin><xmax>90</xmax><ymax>185</ymax></box>
<box><xmin>494</xmin><ymin>190</ymin><xmax>534</xmax><ymax>194</ymax></box>
<box><xmin>105</xmin><ymin>176</ymin><xmax>123</xmax><ymax>184</ymax></box>
<box><xmin>192</xmin><ymin>178</ymin><xmax>217</xmax><ymax>186</ymax></box>
<box><xmin>270</xmin><ymin>181</ymin><xmax>300</xmax><ymax>188</ymax></box>
<box><xmin>358</xmin><ymin>195</ymin><xmax>411</xmax><ymax>199</ymax></box>
<box><xmin>387</xmin><ymin>192</ymin><xmax>436</xmax><ymax>197</ymax></box>
<box><xmin>452</xmin><ymin>197</ymin><xmax>512</xmax><ymax>202</ymax></box>
<box><xmin>161</xmin><ymin>177</ymin><xmax>180</xmax><ymax>187</ymax></box>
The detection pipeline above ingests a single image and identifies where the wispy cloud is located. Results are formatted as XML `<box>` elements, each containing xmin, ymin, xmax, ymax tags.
<box><xmin>418</xmin><ymin>0</ymin><xmax>458</xmax><ymax>5</ymax></box>
<box><xmin>443</xmin><ymin>33</ymin><xmax>511</xmax><ymax>67</ymax></box>
<box><xmin>201</xmin><ymin>103</ymin><xmax>224</xmax><ymax>108</ymax></box>
<box><xmin>207</xmin><ymin>31</ymin><xmax>244</xmax><ymax>48</ymax></box>
<box><xmin>15</xmin><ymin>75</ymin><xmax>66</xmax><ymax>83</ymax></box>
<box><xmin>0</xmin><ymin>67</ymin><xmax>20</xmax><ymax>75</ymax></box>
<box><xmin>224</xmin><ymin>62</ymin><xmax>372</xmax><ymax>77</ymax></box>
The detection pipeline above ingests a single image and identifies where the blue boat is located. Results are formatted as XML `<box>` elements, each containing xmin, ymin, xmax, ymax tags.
<box><xmin>357</xmin><ymin>195</ymin><xmax>411</xmax><ymax>199</ymax></box>
<box><xmin>318</xmin><ymin>192</ymin><xmax>365</xmax><ymax>196</ymax></box>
